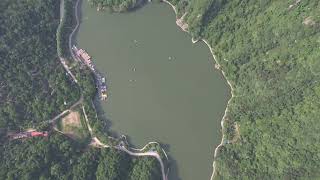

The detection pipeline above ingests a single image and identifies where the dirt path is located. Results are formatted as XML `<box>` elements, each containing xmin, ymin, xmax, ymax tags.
<box><xmin>229</xmin><ymin>123</ymin><xmax>240</xmax><ymax>144</ymax></box>
<box><xmin>81</xmin><ymin>105</ymin><xmax>93</xmax><ymax>134</ymax></box>
<box><xmin>48</xmin><ymin>110</ymin><xmax>70</xmax><ymax>124</ymax></box>
<box><xmin>48</xmin><ymin>94</ymin><xmax>83</xmax><ymax>124</ymax></box>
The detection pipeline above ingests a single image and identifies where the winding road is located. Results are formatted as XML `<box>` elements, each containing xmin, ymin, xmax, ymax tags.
<box><xmin>58</xmin><ymin>0</ymin><xmax>78</xmax><ymax>83</ymax></box>
<box><xmin>81</xmin><ymin>105</ymin><xmax>168</xmax><ymax>180</ymax></box>
<box><xmin>116</xmin><ymin>145</ymin><xmax>168</xmax><ymax>180</ymax></box>
<box><xmin>68</xmin><ymin>0</ymin><xmax>81</xmax><ymax>60</ymax></box>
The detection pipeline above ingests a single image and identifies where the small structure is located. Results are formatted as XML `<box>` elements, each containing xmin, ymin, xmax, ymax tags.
<box><xmin>10</xmin><ymin>131</ymin><xmax>48</xmax><ymax>140</ymax></box>
<box><xmin>100</xmin><ymin>77</ymin><xmax>108</xmax><ymax>100</ymax></box>
<box><xmin>76</xmin><ymin>49</ymin><xmax>92</xmax><ymax>65</ymax></box>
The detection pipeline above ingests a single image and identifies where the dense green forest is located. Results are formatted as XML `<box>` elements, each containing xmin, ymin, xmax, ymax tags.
<box><xmin>0</xmin><ymin>0</ymin><xmax>80</xmax><ymax>129</ymax></box>
<box><xmin>0</xmin><ymin>133</ymin><xmax>160</xmax><ymax>180</ymax></box>
<box><xmin>89</xmin><ymin>0</ymin><xmax>142</xmax><ymax>12</ymax></box>
<box><xmin>168</xmin><ymin>0</ymin><xmax>320</xmax><ymax>179</ymax></box>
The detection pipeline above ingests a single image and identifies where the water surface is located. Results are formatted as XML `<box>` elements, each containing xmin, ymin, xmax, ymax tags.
<box><xmin>77</xmin><ymin>2</ymin><xmax>230</xmax><ymax>180</ymax></box>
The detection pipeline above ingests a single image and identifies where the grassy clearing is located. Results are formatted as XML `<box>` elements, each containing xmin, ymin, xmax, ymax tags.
<box><xmin>57</xmin><ymin>108</ymin><xmax>90</xmax><ymax>142</ymax></box>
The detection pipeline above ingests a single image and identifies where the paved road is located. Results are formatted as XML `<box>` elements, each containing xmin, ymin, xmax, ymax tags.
<box><xmin>59</xmin><ymin>57</ymin><xmax>78</xmax><ymax>83</ymax></box>
<box><xmin>68</xmin><ymin>0</ymin><xmax>81</xmax><ymax>61</ymax></box>
<box><xmin>116</xmin><ymin>145</ymin><xmax>168</xmax><ymax>180</ymax></box>
<box><xmin>81</xmin><ymin>104</ymin><xmax>168</xmax><ymax>180</ymax></box>
<box><xmin>59</xmin><ymin>0</ymin><xmax>78</xmax><ymax>83</ymax></box>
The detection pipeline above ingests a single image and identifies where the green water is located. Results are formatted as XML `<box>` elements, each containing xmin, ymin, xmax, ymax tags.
<box><xmin>77</xmin><ymin>1</ymin><xmax>230</xmax><ymax>180</ymax></box>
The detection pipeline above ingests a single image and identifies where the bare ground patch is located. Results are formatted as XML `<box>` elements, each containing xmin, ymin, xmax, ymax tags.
<box><xmin>230</xmin><ymin>122</ymin><xmax>240</xmax><ymax>144</ymax></box>
<box><xmin>303</xmin><ymin>16</ymin><xmax>316</xmax><ymax>26</ymax></box>
<box><xmin>62</xmin><ymin>111</ymin><xmax>81</xmax><ymax>127</ymax></box>
<box><xmin>60</xmin><ymin>111</ymin><xmax>85</xmax><ymax>139</ymax></box>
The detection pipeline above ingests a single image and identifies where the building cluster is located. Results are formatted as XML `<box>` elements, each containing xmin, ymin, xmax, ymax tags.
<box><xmin>73</xmin><ymin>46</ymin><xmax>94</xmax><ymax>70</ymax></box>
<box><xmin>72</xmin><ymin>46</ymin><xmax>108</xmax><ymax>101</ymax></box>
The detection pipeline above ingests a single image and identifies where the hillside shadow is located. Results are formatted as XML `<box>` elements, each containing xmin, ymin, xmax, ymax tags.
<box><xmin>159</xmin><ymin>142</ymin><xmax>182</xmax><ymax>180</ymax></box>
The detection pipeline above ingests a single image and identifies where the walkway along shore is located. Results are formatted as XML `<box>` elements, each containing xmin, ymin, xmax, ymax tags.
<box><xmin>59</xmin><ymin>0</ymin><xmax>170</xmax><ymax>180</ymax></box>
<box><xmin>161</xmin><ymin>1</ymin><xmax>235</xmax><ymax>179</ymax></box>
<box><xmin>81</xmin><ymin>105</ymin><xmax>169</xmax><ymax>180</ymax></box>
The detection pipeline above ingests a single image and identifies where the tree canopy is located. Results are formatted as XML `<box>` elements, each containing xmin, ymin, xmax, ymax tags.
<box><xmin>0</xmin><ymin>0</ymin><xmax>80</xmax><ymax>129</ymax></box>
<box><xmin>170</xmin><ymin>0</ymin><xmax>320</xmax><ymax>179</ymax></box>
<box><xmin>0</xmin><ymin>133</ymin><xmax>159</xmax><ymax>180</ymax></box>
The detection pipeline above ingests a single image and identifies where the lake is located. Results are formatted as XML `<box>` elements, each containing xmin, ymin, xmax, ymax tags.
<box><xmin>77</xmin><ymin>1</ymin><xmax>230</xmax><ymax>179</ymax></box>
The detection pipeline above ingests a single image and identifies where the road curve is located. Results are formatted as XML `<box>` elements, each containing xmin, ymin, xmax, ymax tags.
<box><xmin>81</xmin><ymin>104</ymin><xmax>168</xmax><ymax>180</ymax></box>
<box><xmin>116</xmin><ymin>145</ymin><xmax>168</xmax><ymax>180</ymax></box>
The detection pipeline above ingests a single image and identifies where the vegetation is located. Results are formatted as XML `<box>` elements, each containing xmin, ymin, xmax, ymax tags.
<box><xmin>0</xmin><ymin>0</ymin><xmax>80</xmax><ymax>130</ymax></box>
<box><xmin>5</xmin><ymin>0</ymin><xmax>318</xmax><ymax>179</ymax></box>
<box><xmin>0</xmin><ymin>0</ymin><xmax>162</xmax><ymax>179</ymax></box>
<box><xmin>89</xmin><ymin>0</ymin><xmax>142</xmax><ymax>12</ymax></box>
<box><xmin>71</xmin><ymin>65</ymin><xmax>111</xmax><ymax>142</ymax></box>
<box><xmin>56</xmin><ymin>109</ymin><xmax>90</xmax><ymax>141</ymax></box>
<box><xmin>167</xmin><ymin>0</ymin><xmax>320</xmax><ymax>179</ymax></box>
<box><xmin>57</xmin><ymin>0</ymin><xmax>77</xmax><ymax>59</ymax></box>
<box><xmin>0</xmin><ymin>133</ymin><xmax>160</xmax><ymax>180</ymax></box>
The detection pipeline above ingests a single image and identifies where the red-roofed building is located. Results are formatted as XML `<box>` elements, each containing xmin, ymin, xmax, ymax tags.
<box><xmin>76</xmin><ymin>49</ymin><xmax>92</xmax><ymax>65</ymax></box>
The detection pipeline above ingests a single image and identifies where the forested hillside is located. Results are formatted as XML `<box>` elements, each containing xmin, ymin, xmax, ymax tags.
<box><xmin>0</xmin><ymin>133</ymin><xmax>160</xmax><ymax>180</ymax></box>
<box><xmin>89</xmin><ymin>0</ymin><xmax>141</xmax><ymax>12</ymax></box>
<box><xmin>168</xmin><ymin>0</ymin><xmax>320</xmax><ymax>179</ymax></box>
<box><xmin>0</xmin><ymin>0</ymin><xmax>80</xmax><ymax>129</ymax></box>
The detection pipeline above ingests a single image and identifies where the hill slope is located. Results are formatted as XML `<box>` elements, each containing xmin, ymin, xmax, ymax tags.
<box><xmin>170</xmin><ymin>0</ymin><xmax>320</xmax><ymax>179</ymax></box>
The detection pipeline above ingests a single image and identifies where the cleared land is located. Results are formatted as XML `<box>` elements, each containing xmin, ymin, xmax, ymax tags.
<box><xmin>59</xmin><ymin>111</ymin><xmax>87</xmax><ymax>140</ymax></box>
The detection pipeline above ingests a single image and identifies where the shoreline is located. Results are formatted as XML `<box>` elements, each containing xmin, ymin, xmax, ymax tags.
<box><xmin>203</xmin><ymin>40</ymin><xmax>235</xmax><ymax>180</ymax></box>
<box><xmin>161</xmin><ymin>1</ymin><xmax>235</xmax><ymax>179</ymax></box>
<box><xmin>61</xmin><ymin>0</ymin><xmax>170</xmax><ymax>180</ymax></box>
